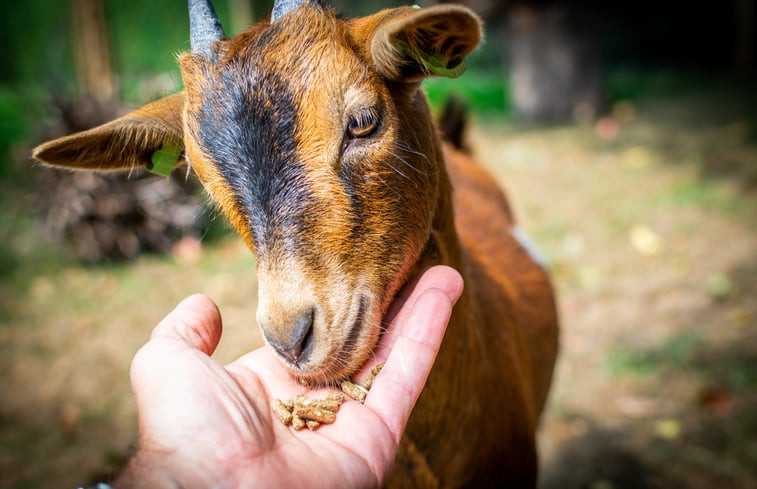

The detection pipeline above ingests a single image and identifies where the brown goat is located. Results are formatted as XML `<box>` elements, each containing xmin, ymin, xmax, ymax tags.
<box><xmin>32</xmin><ymin>1</ymin><xmax>558</xmax><ymax>487</ymax></box>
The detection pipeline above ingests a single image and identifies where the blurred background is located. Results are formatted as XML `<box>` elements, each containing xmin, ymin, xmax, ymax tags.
<box><xmin>0</xmin><ymin>1</ymin><xmax>755</xmax><ymax>488</ymax></box>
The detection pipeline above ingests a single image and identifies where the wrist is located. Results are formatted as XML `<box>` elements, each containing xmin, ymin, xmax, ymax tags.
<box><xmin>112</xmin><ymin>443</ymin><xmax>229</xmax><ymax>489</ymax></box>
<box><xmin>111</xmin><ymin>449</ymin><xmax>182</xmax><ymax>489</ymax></box>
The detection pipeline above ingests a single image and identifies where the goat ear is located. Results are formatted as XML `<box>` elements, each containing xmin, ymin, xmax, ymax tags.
<box><xmin>32</xmin><ymin>92</ymin><xmax>186</xmax><ymax>173</ymax></box>
<box><xmin>366</xmin><ymin>5</ymin><xmax>482</xmax><ymax>81</ymax></box>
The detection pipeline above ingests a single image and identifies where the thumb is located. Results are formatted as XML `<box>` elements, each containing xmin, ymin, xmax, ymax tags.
<box><xmin>365</xmin><ymin>267</ymin><xmax>463</xmax><ymax>443</ymax></box>
<box><xmin>148</xmin><ymin>294</ymin><xmax>223</xmax><ymax>356</ymax></box>
<box><xmin>129</xmin><ymin>295</ymin><xmax>224</xmax><ymax>439</ymax></box>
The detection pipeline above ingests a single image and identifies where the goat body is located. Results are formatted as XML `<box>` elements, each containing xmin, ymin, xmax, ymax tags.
<box><xmin>32</xmin><ymin>1</ymin><xmax>558</xmax><ymax>487</ymax></box>
<box><xmin>392</xmin><ymin>139</ymin><xmax>559</xmax><ymax>487</ymax></box>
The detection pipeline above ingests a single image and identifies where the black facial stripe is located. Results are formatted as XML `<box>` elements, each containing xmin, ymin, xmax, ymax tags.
<box><xmin>337</xmin><ymin>161</ymin><xmax>367</xmax><ymax>243</ymax></box>
<box><xmin>197</xmin><ymin>62</ymin><xmax>314</xmax><ymax>258</ymax></box>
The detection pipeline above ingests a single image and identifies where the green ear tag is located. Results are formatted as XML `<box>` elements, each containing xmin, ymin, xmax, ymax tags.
<box><xmin>396</xmin><ymin>41</ymin><xmax>468</xmax><ymax>79</ymax></box>
<box><xmin>149</xmin><ymin>144</ymin><xmax>183</xmax><ymax>176</ymax></box>
<box><xmin>421</xmin><ymin>54</ymin><xmax>467</xmax><ymax>79</ymax></box>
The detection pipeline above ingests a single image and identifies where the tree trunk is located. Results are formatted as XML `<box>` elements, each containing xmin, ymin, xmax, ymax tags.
<box><xmin>506</xmin><ymin>4</ymin><xmax>604</xmax><ymax>124</ymax></box>
<box><xmin>71</xmin><ymin>0</ymin><xmax>114</xmax><ymax>103</ymax></box>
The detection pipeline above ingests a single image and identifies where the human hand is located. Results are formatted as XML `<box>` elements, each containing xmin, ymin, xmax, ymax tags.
<box><xmin>113</xmin><ymin>265</ymin><xmax>463</xmax><ymax>489</ymax></box>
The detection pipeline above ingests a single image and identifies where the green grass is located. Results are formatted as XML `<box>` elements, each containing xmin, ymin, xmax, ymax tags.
<box><xmin>0</xmin><ymin>86</ymin><xmax>50</xmax><ymax>177</ymax></box>
<box><xmin>0</xmin><ymin>89</ymin><xmax>28</xmax><ymax>175</ymax></box>
<box><xmin>657</xmin><ymin>179</ymin><xmax>743</xmax><ymax>215</ymax></box>
<box><xmin>423</xmin><ymin>71</ymin><xmax>511</xmax><ymax>117</ymax></box>
<box><xmin>0</xmin><ymin>205</ymin><xmax>69</xmax><ymax>323</ymax></box>
<box><xmin>607</xmin><ymin>332</ymin><xmax>704</xmax><ymax>378</ymax></box>
<box><xmin>608</xmin><ymin>331</ymin><xmax>757</xmax><ymax>395</ymax></box>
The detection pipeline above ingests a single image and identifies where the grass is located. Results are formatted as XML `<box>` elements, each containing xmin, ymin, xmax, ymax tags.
<box><xmin>657</xmin><ymin>178</ymin><xmax>745</xmax><ymax>215</ymax></box>
<box><xmin>0</xmin><ymin>89</ymin><xmax>30</xmax><ymax>171</ymax></box>
<box><xmin>607</xmin><ymin>332</ymin><xmax>705</xmax><ymax>378</ymax></box>
<box><xmin>424</xmin><ymin>70</ymin><xmax>510</xmax><ymax>117</ymax></box>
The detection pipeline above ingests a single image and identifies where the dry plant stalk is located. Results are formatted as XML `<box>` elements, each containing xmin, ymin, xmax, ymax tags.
<box><xmin>327</xmin><ymin>391</ymin><xmax>345</xmax><ymax>404</ymax></box>
<box><xmin>294</xmin><ymin>404</ymin><xmax>337</xmax><ymax>424</ymax></box>
<box><xmin>271</xmin><ymin>392</ymin><xmax>345</xmax><ymax>431</ymax></box>
<box><xmin>341</xmin><ymin>362</ymin><xmax>385</xmax><ymax>402</ymax></box>
<box><xmin>271</xmin><ymin>398</ymin><xmax>292</xmax><ymax>425</ymax></box>
<box><xmin>271</xmin><ymin>363</ymin><xmax>385</xmax><ymax>430</ymax></box>
<box><xmin>292</xmin><ymin>414</ymin><xmax>306</xmax><ymax>430</ymax></box>
<box><xmin>340</xmin><ymin>380</ymin><xmax>368</xmax><ymax>403</ymax></box>
<box><xmin>362</xmin><ymin>363</ymin><xmax>384</xmax><ymax>390</ymax></box>
<box><xmin>294</xmin><ymin>394</ymin><xmax>341</xmax><ymax>412</ymax></box>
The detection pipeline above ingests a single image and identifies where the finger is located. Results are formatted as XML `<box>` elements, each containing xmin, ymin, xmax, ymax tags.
<box><xmin>130</xmin><ymin>295</ymin><xmax>226</xmax><ymax>442</ymax></box>
<box><xmin>150</xmin><ymin>294</ymin><xmax>223</xmax><ymax>356</ymax></box>
<box><xmin>359</xmin><ymin>266</ymin><xmax>462</xmax><ymax>381</ymax></box>
<box><xmin>384</xmin><ymin>265</ymin><xmax>464</xmax><ymax>327</ymax></box>
<box><xmin>364</xmin><ymin>286</ymin><xmax>455</xmax><ymax>443</ymax></box>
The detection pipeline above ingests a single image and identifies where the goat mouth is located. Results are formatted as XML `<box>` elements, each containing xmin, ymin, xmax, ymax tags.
<box><xmin>296</xmin><ymin>294</ymin><xmax>371</xmax><ymax>384</ymax></box>
<box><xmin>345</xmin><ymin>295</ymin><xmax>368</xmax><ymax>355</ymax></box>
<box><xmin>327</xmin><ymin>294</ymin><xmax>370</xmax><ymax>379</ymax></box>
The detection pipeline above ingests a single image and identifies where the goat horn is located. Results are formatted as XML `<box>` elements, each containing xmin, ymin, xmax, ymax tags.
<box><xmin>189</xmin><ymin>0</ymin><xmax>225</xmax><ymax>60</ymax></box>
<box><xmin>271</xmin><ymin>0</ymin><xmax>321</xmax><ymax>22</ymax></box>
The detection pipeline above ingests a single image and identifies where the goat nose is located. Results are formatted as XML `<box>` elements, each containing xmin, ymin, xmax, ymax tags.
<box><xmin>264</xmin><ymin>308</ymin><xmax>315</xmax><ymax>366</ymax></box>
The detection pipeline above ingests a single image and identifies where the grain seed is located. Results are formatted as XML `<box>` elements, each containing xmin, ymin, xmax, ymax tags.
<box><xmin>293</xmin><ymin>405</ymin><xmax>337</xmax><ymax>424</ymax></box>
<box><xmin>341</xmin><ymin>380</ymin><xmax>368</xmax><ymax>403</ymax></box>
<box><xmin>271</xmin><ymin>398</ymin><xmax>293</xmax><ymax>426</ymax></box>
<box><xmin>362</xmin><ymin>362</ymin><xmax>385</xmax><ymax>390</ymax></box>
<box><xmin>292</xmin><ymin>414</ymin><xmax>306</xmax><ymax>430</ymax></box>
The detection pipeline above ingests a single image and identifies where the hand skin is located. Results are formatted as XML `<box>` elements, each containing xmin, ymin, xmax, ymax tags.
<box><xmin>112</xmin><ymin>265</ymin><xmax>463</xmax><ymax>489</ymax></box>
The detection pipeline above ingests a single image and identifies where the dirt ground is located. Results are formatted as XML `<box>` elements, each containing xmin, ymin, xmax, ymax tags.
<box><xmin>1</xmin><ymin>91</ymin><xmax>755</xmax><ymax>488</ymax></box>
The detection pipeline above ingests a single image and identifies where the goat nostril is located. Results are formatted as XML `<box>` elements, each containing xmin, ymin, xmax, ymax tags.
<box><xmin>291</xmin><ymin>308</ymin><xmax>315</xmax><ymax>363</ymax></box>
<box><xmin>266</xmin><ymin>307</ymin><xmax>315</xmax><ymax>367</ymax></box>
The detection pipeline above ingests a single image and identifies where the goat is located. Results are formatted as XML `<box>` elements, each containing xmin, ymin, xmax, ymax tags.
<box><xmin>32</xmin><ymin>1</ymin><xmax>559</xmax><ymax>487</ymax></box>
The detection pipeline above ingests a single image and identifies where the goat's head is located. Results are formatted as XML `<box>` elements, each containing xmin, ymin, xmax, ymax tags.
<box><xmin>32</xmin><ymin>0</ymin><xmax>481</xmax><ymax>383</ymax></box>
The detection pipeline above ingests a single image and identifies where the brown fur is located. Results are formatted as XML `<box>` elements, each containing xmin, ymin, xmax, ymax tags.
<box><xmin>31</xmin><ymin>4</ymin><xmax>558</xmax><ymax>487</ymax></box>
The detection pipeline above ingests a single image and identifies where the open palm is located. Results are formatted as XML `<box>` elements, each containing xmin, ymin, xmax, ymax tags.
<box><xmin>115</xmin><ymin>266</ymin><xmax>463</xmax><ymax>489</ymax></box>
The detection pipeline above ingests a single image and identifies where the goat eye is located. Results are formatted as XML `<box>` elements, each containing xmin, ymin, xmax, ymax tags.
<box><xmin>347</xmin><ymin>108</ymin><xmax>380</xmax><ymax>139</ymax></box>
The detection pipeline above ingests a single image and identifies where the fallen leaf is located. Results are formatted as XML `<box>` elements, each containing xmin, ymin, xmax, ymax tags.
<box><xmin>729</xmin><ymin>308</ymin><xmax>750</xmax><ymax>327</ymax></box>
<box><xmin>698</xmin><ymin>386</ymin><xmax>733</xmax><ymax>415</ymax></box>
<box><xmin>630</xmin><ymin>224</ymin><xmax>664</xmax><ymax>256</ymax></box>
<box><xmin>622</xmin><ymin>146</ymin><xmax>656</xmax><ymax>170</ymax></box>
<box><xmin>654</xmin><ymin>418</ymin><xmax>682</xmax><ymax>440</ymax></box>
<box><xmin>705</xmin><ymin>273</ymin><xmax>732</xmax><ymax>299</ymax></box>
